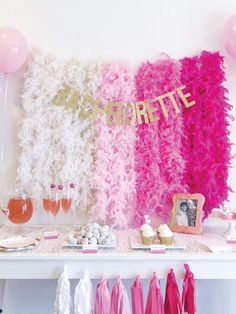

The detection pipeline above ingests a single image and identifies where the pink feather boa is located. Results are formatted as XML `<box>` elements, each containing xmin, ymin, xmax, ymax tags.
<box><xmin>180</xmin><ymin>51</ymin><xmax>232</xmax><ymax>218</ymax></box>
<box><xmin>135</xmin><ymin>58</ymin><xmax>186</xmax><ymax>225</ymax></box>
<box><xmin>92</xmin><ymin>63</ymin><xmax>136</xmax><ymax>228</ymax></box>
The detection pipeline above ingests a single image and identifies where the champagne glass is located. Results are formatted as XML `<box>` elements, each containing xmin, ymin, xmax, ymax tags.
<box><xmin>42</xmin><ymin>188</ymin><xmax>52</xmax><ymax>215</ymax></box>
<box><xmin>43</xmin><ymin>183</ymin><xmax>56</xmax><ymax>216</ymax></box>
<box><xmin>60</xmin><ymin>183</ymin><xmax>74</xmax><ymax>224</ymax></box>
<box><xmin>43</xmin><ymin>183</ymin><xmax>60</xmax><ymax>229</ymax></box>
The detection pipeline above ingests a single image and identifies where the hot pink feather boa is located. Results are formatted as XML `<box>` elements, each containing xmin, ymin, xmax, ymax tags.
<box><xmin>135</xmin><ymin>58</ymin><xmax>186</xmax><ymax>225</ymax></box>
<box><xmin>180</xmin><ymin>51</ymin><xmax>232</xmax><ymax>218</ymax></box>
<box><xmin>92</xmin><ymin>63</ymin><xmax>136</xmax><ymax>228</ymax></box>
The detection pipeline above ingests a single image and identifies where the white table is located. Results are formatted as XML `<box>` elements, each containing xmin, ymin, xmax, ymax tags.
<box><xmin>0</xmin><ymin>222</ymin><xmax>235</xmax><ymax>280</ymax></box>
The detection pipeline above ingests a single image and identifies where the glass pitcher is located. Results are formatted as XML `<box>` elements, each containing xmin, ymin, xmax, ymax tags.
<box><xmin>0</xmin><ymin>184</ymin><xmax>33</xmax><ymax>225</ymax></box>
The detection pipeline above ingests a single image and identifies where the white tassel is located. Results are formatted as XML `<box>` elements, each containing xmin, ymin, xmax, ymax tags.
<box><xmin>74</xmin><ymin>271</ymin><xmax>94</xmax><ymax>314</ymax></box>
<box><xmin>54</xmin><ymin>265</ymin><xmax>71</xmax><ymax>314</ymax></box>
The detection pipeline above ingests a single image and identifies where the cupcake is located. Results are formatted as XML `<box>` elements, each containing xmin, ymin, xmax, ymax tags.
<box><xmin>157</xmin><ymin>224</ymin><xmax>174</xmax><ymax>246</ymax></box>
<box><xmin>140</xmin><ymin>216</ymin><xmax>156</xmax><ymax>245</ymax></box>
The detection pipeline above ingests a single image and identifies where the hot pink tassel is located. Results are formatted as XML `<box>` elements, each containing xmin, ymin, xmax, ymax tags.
<box><xmin>182</xmin><ymin>264</ymin><xmax>195</xmax><ymax>314</ymax></box>
<box><xmin>131</xmin><ymin>275</ymin><xmax>144</xmax><ymax>314</ymax></box>
<box><xmin>145</xmin><ymin>272</ymin><xmax>164</xmax><ymax>314</ymax></box>
<box><xmin>180</xmin><ymin>51</ymin><xmax>232</xmax><ymax>218</ymax></box>
<box><xmin>164</xmin><ymin>269</ymin><xmax>181</xmax><ymax>314</ymax></box>
<box><xmin>111</xmin><ymin>276</ymin><xmax>131</xmax><ymax>314</ymax></box>
<box><xmin>95</xmin><ymin>277</ymin><xmax>110</xmax><ymax>314</ymax></box>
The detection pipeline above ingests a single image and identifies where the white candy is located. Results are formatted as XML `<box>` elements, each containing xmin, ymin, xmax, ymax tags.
<box><xmin>69</xmin><ymin>223</ymin><xmax>114</xmax><ymax>246</ymax></box>
<box><xmin>89</xmin><ymin>237</ymin><xmax>97</xmax><ymax>245</ymax></box>
<box><xmin>86</xmin><ymin>223</ymin><xmax>93</xmax><ymax>231</ymax></box>
<box><xmin>82</xmin><ymin>238</ymin><xmax>89</xmax><ymax>245</ymax></box>
<box><xmin>77</xmin><ymin>235</ymin><xmax>83</xmax><ymax>244</ymax></box>
<box><xmin>86</xmin><ymin>232</ymin><xmax>93</xmax><ymax>239</ymax></box>
<box><xmin>92</xmin><ymin>230</ymin><xmax>100</xmax><ymax>239</ymax></box>
<box><xmin>93</xmin><ymin>223</ymin><xmax>99</xmax><ymax>229</ymax></box>
<box><xmin>98</xmin><ymin>236</ymin><xmax>105</xmax><ymax>245</ymax></box>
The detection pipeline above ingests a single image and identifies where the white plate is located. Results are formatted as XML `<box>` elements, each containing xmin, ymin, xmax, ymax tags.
<box><xmin>63</xmin><ymin>243</ymin><xmax>116</xmax><ymax>250</ymax></box>
<box><xmin>0</xmin><ymin>236</ymin><xmax>36</xmax><ymax>249</ymax></box>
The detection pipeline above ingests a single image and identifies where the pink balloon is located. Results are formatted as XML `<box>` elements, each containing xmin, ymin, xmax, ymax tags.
<box><xmin>0</xmin><ymin>27</ymin><xmax>28</xmax><ymax>74</ymax></box>
<box><xmin>223</xmin><ymin>15</ymin><xmax>236</xmax><ymax>59</ymax></box>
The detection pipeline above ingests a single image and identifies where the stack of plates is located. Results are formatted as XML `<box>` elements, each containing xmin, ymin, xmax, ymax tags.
<box><xmin>0</xmin><ymin>236</ymin><xmax>38</xmax><ymax>252</ymax></box>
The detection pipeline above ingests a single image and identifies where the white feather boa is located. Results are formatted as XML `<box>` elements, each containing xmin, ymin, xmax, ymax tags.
<box><xmin>17</xmin><ymin>49</ymin><xmax>102</xmax><ymax>212</ymax></box>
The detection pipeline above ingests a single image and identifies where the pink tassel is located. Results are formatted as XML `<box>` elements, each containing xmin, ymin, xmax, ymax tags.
<box><xmin>164</xmin><ymin>269</ymin><xmax>181</xmax><ymax>314</ymax></box>
<box><xmin>93</xmin><ymin>63</ymin><xmax>136</xmax><ymax>228</ymax></box>
<box><xmin>135</xmin><ymin>58</ymin><xmax>186</xmax><ymax>225</ymax></box>
<box><xmin>182</xmin><ymin>264</ymin><xmax>195</xmax><ymax>314</ymax></box>
<box><xmin>95</xmin><ymin>277</ymin><xmax>110</xmax><ymax>314</ymax></box>
<box><xmin>180</xmin><ymin>51</ymin><xmax>232</xmax><ymax>218</ymax></box>
<box><xmin>145</xmin><ymin>272</ymin><xmax>164</xmax><ymax>314</ymax></box>
<box><xmin>131</xmin><ymin>275</ymin><xmax>144</xmax><ymax>314</ymax></box>
<box><xmin>111</xmin><ymin>276</ymin><xmax>131</xmax><ymax>314</ymax></box>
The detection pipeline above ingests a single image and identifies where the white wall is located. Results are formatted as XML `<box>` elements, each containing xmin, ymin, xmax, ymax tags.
<box><xmin>0</xmin><ymin>0</ymin><xmax>236</xmax><ymax>313</ymax></box>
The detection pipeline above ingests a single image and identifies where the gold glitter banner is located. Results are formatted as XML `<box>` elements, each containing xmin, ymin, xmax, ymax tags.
<box><xmin>52</xmin><ymin>84</ymin><xmax>195</xmax><ymax>125</ymax></box>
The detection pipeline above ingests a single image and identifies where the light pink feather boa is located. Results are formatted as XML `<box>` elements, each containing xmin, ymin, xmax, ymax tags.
<box><xmin>92</xmin><ymin>63</ymin><xmax>136</xmax><ymax>228</ymax></box>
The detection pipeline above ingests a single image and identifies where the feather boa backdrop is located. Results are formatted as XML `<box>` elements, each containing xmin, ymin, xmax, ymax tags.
<box><xmin>18</xmin><ymin>49</ymin><xmax>101</xmax><ymax>212</ymax></box>
<box><xmin>16</xmin><ymin>49</ymin><xmax>232</xmax><ymax>227</ymax></box>
<box><xmin>180</xmin><ymin>51</ymin><xmax>232</xmax><ymax>218</ymax></box>
<box><xmin>135</xmin><ymin>58</ymin><xmax>187</xmax><ymax>224</ymax></box>
<box><xmin>92</xmin><ymin>63</ymin><xmax>136</xmax><ymax>228</ymax></box>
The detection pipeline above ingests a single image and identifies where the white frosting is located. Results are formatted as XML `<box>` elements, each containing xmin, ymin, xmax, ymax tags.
<box><xmin>142</xmin><ymin>229</ymin><xmax>155</xmax><ymax>237</ymax></box>
<box><xmin>158</xmin><ymin>224</ymin><xmax>173</xmax><ymax>237</ymax></box>
<box><xmin>141</xmin><ymin>224</ymin><xmax>155</xmax><ymax>237</ymax></box>
<box><xmin>140</xmin><ymin>224</ymin><xmax>152</xmax><ymax>232</ymax></box>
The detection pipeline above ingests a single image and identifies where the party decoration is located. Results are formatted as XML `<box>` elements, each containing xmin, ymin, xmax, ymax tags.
<box><xmin>16</xmin><ymin>49</ymin><xmax>231</xmax><ymax>227</ymax></box>
<box><xmin>92</xmin><ymin>63</ymin><xmax>136</xmax><ymax>228</ymax></box>
<box><xmin>131</xmin><ymin>275</ymin><xmax>145</xmax><ymax>314</ymax></box>
<box><xmin>180</xmin><ymin>51</ymin><xmax>231</xmax><ymax>219</ymax></box>
<box><xmin>0</xmin><ymin>27</ymin><xmax>28</xmax><ymax>74</ymax></box>
<box><xmin>135</xmin><ymin>58</ymin><xmax>187</xmax><ymax>225</ymax></box>
<box><xmin>145</xmin><ymin>272</ymin><xmax>164</xmax><ymax>314</ymax></box>
<box><xmin>111</xmin><ymin>276</ymin><xmax>131</xmax><ymax>314</ymax></box>
<box><xmin>0</xmin><ymin>28</ymin><xmax>28</xmax><ymax>161</ymax></box>
<box><xmin>223</xmin><ymin>14</ymin><xmax>236</xmax><ymax>59</ymax></box>
<box><xmin>164</xmin><ymin>269</ymin><xmax>181</xmax><ymax>314</ymax></box>
<box><xmin>17</xmin><ymin>49</ymin><xmax>101</xmax><ymax>212</ymax></box>
<box><xmin>54</xmin><ymin>265</ymin><xmax>71</xmax><ymax>314</ymax></box>
<box><xmin>52</xmin><ymin>83</ymin><xmax>195</xmax><ymax>126</ymax></box>
<box><xmin>95</xmin><ymin>277</ymin><xmax>111</xmax><ymax>314</ymax></box>
<box><xmin>182</xmin><ymin>264</ymin><xmax>195</xmax><ymax>314</ymax></box>
<box><xmin>74</xmin><ymin>271</ymin><xmax>94</xmax><ymax>314</ymax></box>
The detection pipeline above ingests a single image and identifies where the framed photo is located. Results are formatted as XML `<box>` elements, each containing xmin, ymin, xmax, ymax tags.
<box><xmin>169</xmin><ymin>193</ymin><xmax>205</xmax><ymax>235</ymax></box>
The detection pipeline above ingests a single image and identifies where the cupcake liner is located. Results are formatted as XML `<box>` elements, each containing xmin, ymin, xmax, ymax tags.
<box><xmin>159</xmin><ymin>236</ymin><xmax>173</xmax><ymax>246</ymax></box>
